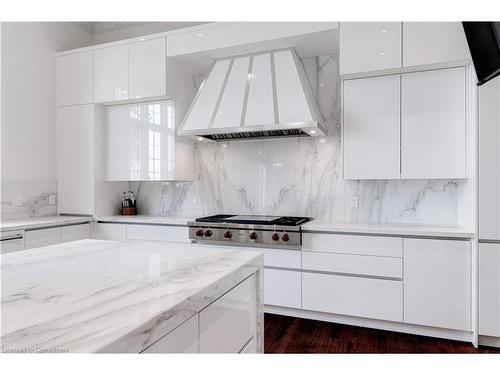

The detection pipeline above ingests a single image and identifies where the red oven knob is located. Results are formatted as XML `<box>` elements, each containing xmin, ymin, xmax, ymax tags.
<box><xmin>224</xmin><ymin>230</ymin><xmax>232</xmax><ymax>239</ymax></box>
<box><xmin>195</xmin><ymin>229</ymin><xmax>204</xmax><ymax>237</ymax></box>
<box><xmin>204</xmin><ymin>229</ymin><xmax>212</xmax><ymax>237</ymax></box>
<box><xmin>249</xmin><ymin>231</ymin><xmax>258</xmax><ymax>240</ymax></box>
<box><xmin>281</xmin><ymin>233</ymin><xmax>290</xmax><ymax>242</ymax></box>
<box><xmin>271</xmin><ymin>232</ymin><xmax>280</xmax><ymax>241</ymax></box>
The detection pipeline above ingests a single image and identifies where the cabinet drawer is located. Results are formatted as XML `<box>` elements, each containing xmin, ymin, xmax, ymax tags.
<box><xmin>199</xmin><ymin>275</ymin><xmax>255</xmax><ymax>353</ymax></box>
<box><xmin>302</xmin><ymin>272</ymin><xmax>403</xmax><ymax>322</ymax></box>
<box><xmin>264</xmin><ymin>268</ymin><xmax>301</xmax><ymax>308</ymax></box>
<box><xmin>143</xmin><ymin>314</ymin><xmax>198</xmax><ymax>353</ymax></box>
<box><xmin>24</xmin><ymin>228</ymin><xmax>61</xmax><ymax>249</ymax></box>
<box><xmin>60</xmin><ymin>224</ymin><xmax>90</xmax><ymax>242</ymax></box>
<box><xmin>240</xmin><ymin>247</ymin><xmax>301</xmax><ymax>269</ymax></box>
<box><xmin>303</xmin><ymin>233</ymin><xmax>402</xmax><ymax>257</ymax></box>
<box><xmin>302</xmin><ymin>251</ymin><xmax>402</xmax><ymax>278</ymax></box>
<box><xmin>127</xmin><ymin>224</ymin><xmax>189</xmax><ymax>243</ymax></box>
<box><xmin>92</xmin><ymin>223</ymin><xmax>127</xmax><ymax>240</ymax></box>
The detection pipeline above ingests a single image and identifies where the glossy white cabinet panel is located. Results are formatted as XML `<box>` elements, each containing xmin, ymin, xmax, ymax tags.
<box><xmin>302</xmin><ymin>251</ymin><xmax>402</xmax><ymax>278</ymax></box>
<box><xmin>0</xmin><ymin>232</ymin><xmax>24</xmax><ymax>254</ymax></box>
<box><xmin>404</xmin><ymin>238</ymin><xmax>471</xmax><ymax>331</ymax></box>
<box><xmin>263</xmin><ymin>268</ymin><xmax>301</xmax><ymax>308</ymax></box>
<box><xmin>92</xmin><ymin>223</ymin><xmax>127</xmax><ymax>240</ymax></box>
<box><xmin>56</xmin><ymin>51</ymin><xmax>93</xmax><ymax>106</ymax></box>
<box><xmin>403</xmin><ymin>22</ymin><xmax>470</xmax><ymax>68</ymax></box>
<box><xmin>302</xmin><ymin>272</ymin><xmax>403</xmax><ymax>322</ymax></box>
<box><xmin>143</xmin><ymin>315</ymin><xmax>198</xmax><ymax>353</ymax></box>
<box><xmin>343</xmin><ymin>75</ymin><xmax>400</xmax><ymax>179</ymax></box>
<box><xmin>479</xmin><ymin>243</ymin><xmax>500</xmax><ymax>337</ymax></box>
<box><xmin>340</xmin><ymin>22</ymin><xmax>402</xmax><ymax>75</ymax></box>
<box><xmin>56</xmin><ymin>105</ymin><xmax>94</xmax><ymax>215</ymax></box>
<box><xmin>24</xmin><ymin>228</ymin><xmax>61</xmax><ymax>250</ymax></box>
<box><xmin>129</xmin><ymin>38</ymin><xmax>166</xmax><ymax>99</ymax></box>
<box><xmin>106</xmin><ymin>100</ymin><xmax>189</xmax><ymax>181</ymax></box>
<box><xmin>479</xmin><ymin>77</ymin><xmax>500</xmax><ymax>240</ymax></box>
<box><xmin>244</xmin><ymin>53</ymin><xmax>275</xmax><ymax>127</ymax></box>
<box><xmin>181</xmin><ymin>59</ymin><xmax>231</xmax><ymax>131</ymax></box>
<box><xmin>274</xmin><ymin>50</ymin><xmax>313</xmax><ymax>124</ymax></box>
<box><xmin>212</xmin><ymin>57</ymin><xmax>250</xmax><ymax>128</ymax></box>
<box><xmin>303</xmin><ymin>233</ymin><xmax>403</xmax><ymax>258</ymax></box>
<box><xmin>242</xmin><ymin>247</ymin><xmax>301</xmax><ymax>269</ymax></box>
<box><xmin>401</xmin><ymin>67</ymin><xmax>466</xmax><ymax>179</ymax></box>
<box><xmin>199</xmin><ymin>275</ymin><xmax>255</xmax><ymax>353</ymax></box>
<box><xmin>94</xmin><ymin>45</ymin><xmax>129</xmax><ymax>102</ymax></box>
<box><xmin>60</xmin><ymin>224</ymin><xmax>90</xmax><ymax>243</ymax></box>
<box><xmin>126</xmin><ymin>224</ymin><xmax>189</xmax><ymax>243</ymax></box>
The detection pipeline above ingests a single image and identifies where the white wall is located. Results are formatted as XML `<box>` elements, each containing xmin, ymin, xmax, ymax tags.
<box><xmin>1</xmin><ymin>22</ymin><xmax>93</xmax><ymax>218</ymax></box>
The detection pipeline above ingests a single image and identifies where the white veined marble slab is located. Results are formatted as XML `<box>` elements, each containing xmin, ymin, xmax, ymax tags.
<box><xmin>1</xmin><ymin>239</ymin><xmax>263</xmax><ymax>353</ymax></box>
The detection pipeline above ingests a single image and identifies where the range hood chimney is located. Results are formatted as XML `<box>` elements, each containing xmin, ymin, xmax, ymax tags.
<box><xmin>177</xmin><ymin>48</ymin><xmax>326</xmax><ymax>141</ymax></box>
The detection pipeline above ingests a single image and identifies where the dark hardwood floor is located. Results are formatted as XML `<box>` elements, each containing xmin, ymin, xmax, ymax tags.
<box><xmin>264</xmin><ymin>313</ymin><xmax>500</xmax><ymax>354</ymax></box>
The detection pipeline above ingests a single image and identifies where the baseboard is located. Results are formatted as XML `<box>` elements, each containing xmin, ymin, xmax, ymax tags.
<box><xmin>264</xmin><ymin>305</ymin><xmax>474</xmax><ymax>344</ymax></box>
<box><xmin>479</xmin><ymin>335</ymin><xmax>500</xmax><ymax>348</ymax></box>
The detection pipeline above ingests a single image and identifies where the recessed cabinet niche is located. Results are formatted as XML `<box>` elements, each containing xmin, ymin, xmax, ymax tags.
<box><xmin>106</xmin><ymin>100</ymin><xmax>193</xmax><ymax>181</ymax></box>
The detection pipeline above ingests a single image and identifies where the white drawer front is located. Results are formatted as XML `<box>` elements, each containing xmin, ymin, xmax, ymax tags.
<box><xmin>302</xmin><ymin>251</ymin><xmax>402</xmax><ymax>278</ymax></box>
<box><xmin>199</xmin><ymin>275</ymin><xmax>255</xmax><ymax>353</ymax></box>
<box><xmin>264</xmin><ymin>268</ymin><xmax>301</xmax><ymax>308</ymax></box>
<box><xmin>303</xmin><ymin>233</ymin><xmax>403</xmax><ymax>258</ymax></box>
<box><xmin>127</xmin><ymin>224</ymin><xmax>189</xmax><ymax>243</ymax></box>
<box><xmin>60</xmin><ymin>224</ymin><xmax>91</xmax><ymax>243</ymax></box>
<box><xmin>92</xmin><ymin>223</ymin><xmax>127</xmax><ymax>240</ymax></box>
<box><xmin>240</xmin><ymin>247</ymin><xmax>301</xmax><ymax>269</ymax></box>
<box><xmin>302</xmin><ymin>272</ymin><xmax>403</xmax><ymax>322</ymax></box>
<box><xmin>24</xmin><ymin>228</ymin><xmax>61</xmax><ymax>249</ymax></box>
<box><xmin>143</xmin><ymin>314</ymin><xmax>199</xmax><ymax>353</ymax></box>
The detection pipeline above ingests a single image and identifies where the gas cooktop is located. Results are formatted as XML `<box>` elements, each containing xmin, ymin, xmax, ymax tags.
<box><xmin>188</xmin><ymin>215</ymin><xmax>312</xmax><ymax>249</ymax></box>
<box><xmin>194</xmin><ymin>214</ymin><xmax>310</xmax><ymax>226</ymax></box>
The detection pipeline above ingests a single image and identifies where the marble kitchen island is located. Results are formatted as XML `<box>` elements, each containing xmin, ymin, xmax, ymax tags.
<box><xmin>1</xmin><ymin>240</ymin><xmax>263</xmax><ymax>353</ymax></box>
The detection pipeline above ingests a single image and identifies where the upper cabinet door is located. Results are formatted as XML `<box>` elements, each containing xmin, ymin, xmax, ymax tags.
<box><xmin>129</xmin><ymin>38</ymin><xmax>167</xmax><ymax>99</ymax></box>
<box><xmin>401</xmin><ymin>67</ymin><xmax>466</xmax><ymax>179</ymax></box>
<box><xmin>403</xmin><ymin>22</ymin><xmax>471</xmax><ymax>68</ymax></box>
<box><xmin>478</xmin><ymin>77</ymin><xmax>500</xmax><ymax>240</ymax></box>
<box><xmin>340</xmin><ymin>22</ymin><xmax>402</xmax><ymax>76</ymax></box>
<box><xmin>343</xmin><ymin>75</ymin><xmax>400</xmax><ymax>180</ymax></box>
<box><xmin>94</xmin><ymin>45</ymin><xmax>129</xmax><ymax>102</ymax></box>
<box><xmin>56</xmin><ymin>51</ymin><xmax>93</xmax><ymax>106</ymax></box>
<box><xmin>56</xmin><ymin>105</ymin><xmax>94</xmax><ymax>215</ymax></box>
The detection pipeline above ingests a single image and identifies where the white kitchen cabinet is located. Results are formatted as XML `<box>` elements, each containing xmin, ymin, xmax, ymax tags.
<box><xmin>403</xmin><ymin>22</ymin><xmax>470</xmax><ymax>68</ymax></box>
<box><xmin>56</xmin><ymin>51</ymin><xmax>93</xmax><ymax>106</ymax></box>
<box><xmin>302</xmin><ymin>272</ymin><xmax>403</xmax><ymax>322</ymax></box>
<box><xmin>404</xmin><ymin>238</ymin><xmax>471</xmax><ymax>331</ymax></box>
<box><xmin>106</xmin><ymin>101</ymin><xmax>193</xmax><ymax>181</ymax></box>
<box><xmin>401</xmin><ymin>67</ymin><xmax>466</xmax><ymax>179</ymax></box>
<box><xmin>56</xmin><ymin>105</ymin><xmax>95</xmax><ymax>215</ymax></box>
<box><xmin>479</xmin><ymin>243</ymin><xmax>500</xmax><ymax>337</ymax></box>
<box><xmin>343</xmin><ymin>75</ymin><xmax>400</xmax><ymax>179</ymax></box>
<box><xmin>143</xmin><ymin>315</ymin><xmax>199</xmax><ymax>353</ymax></box>
<box><xmin>263</xmin><ymin>268</ymin><xmax>301</xmax><ymax>309</ymax></box>
<box><xmin>60</xmin><ymin>224</ymin><xmax>91</xmax><ymax>242</ymax></box>
<box><xmin>92</xmin><ymin>223</ymin><xmax>127</xmax><ymax>240</ymax></box>
<box><xmin>479</xmin><ymin>76</ymin><xmax>500</xmax><ymax>240</ymax></box>
<box><xmin>24</xmin><ymin>228</ymin><xmax>61</xmax><ymax>249</ymax></box>
<box><xmin>126</xmin><ymin>224</ymin><xmax>189</xmax><ymax>243</ymax></box>
<box><xmin>340</xmin><ymin>22</ymin><xmax>402</xmax><ymax>75</ymax></box>
<box><xmin>94</xmin><ymin>45</ymin><xmax>129</xmax><ymax>102</ymax></box>
<box><xmin>129</xmin><ymin>38</ymin><xmax>167</xmax><ymax>99</ymax></box>
<box><xmin>199</xmin><ymin>275</ymin><xmax>255</xmax><ymax>353</ymax></box>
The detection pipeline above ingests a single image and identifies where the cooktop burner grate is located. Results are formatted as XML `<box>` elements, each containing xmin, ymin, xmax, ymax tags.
<box><xmin>194</xmin><ymin>215</ymin><xmax>310</xmax><ymax>226</ymax></box>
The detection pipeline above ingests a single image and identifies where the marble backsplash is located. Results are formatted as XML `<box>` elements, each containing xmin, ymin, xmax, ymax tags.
<box><xmin>1</xmin><ymin>180</ymin><xmax>58</xmax><ymax>220</ymax></box>
<box><xmin>129</xmin><ymin>54</ymin><xmax>466</xmax><ymax>226</ymax></box>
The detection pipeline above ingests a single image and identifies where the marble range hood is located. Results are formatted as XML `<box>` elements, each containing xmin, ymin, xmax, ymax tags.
<box><xmin>177</xmin><ymin>48</ymin><xmax>326</xmax><ymax>141</ymax></box>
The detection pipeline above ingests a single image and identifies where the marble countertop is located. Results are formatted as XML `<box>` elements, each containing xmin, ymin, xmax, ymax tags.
<box><xmin>302</xmin><ymin>220</ymin><xmax>474</xmax><ymax>239</ymax></box>
<box><xmin>95</xmin><ymin>215</ymin><xmax>195</xmax><ymax>226</ymax></box>
<box><xmin>0</xmin><ymin>215</ymin><xmax>92</xmax><ymax>232</ymax></box>
<box><xmin>0</xmin><ymin>239</ymin><xmax>263</xmax><ymax>353</ymax></box>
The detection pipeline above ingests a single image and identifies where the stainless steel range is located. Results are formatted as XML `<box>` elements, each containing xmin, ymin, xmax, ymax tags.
<box><xmin>188</xmin><ymin>215</ymin><xmax>311</xmax><ymax>249</ymax></box>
